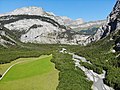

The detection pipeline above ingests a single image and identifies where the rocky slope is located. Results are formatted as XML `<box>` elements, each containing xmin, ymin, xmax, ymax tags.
<box><xmin>0</xmin><ymin>6</ymin><xmax>84</xmax><ymax>26</ymax></box>
<box><xmin>0</xmin><ymin>6</ymin><xmax>106</xmax><ymax>47</ymax></box>
<box><xmin>0</xmin><ymin>24</ymin><xmax>17</xmax><ymax>47</ymax></box>
<box><xmin>71</xmin><ymin>20</ymin><xmax>106</xmax><ymax>35</ymax></box>
<box><xmin>69</xmin><ymin>20</ymin><xmax>105</xmax><ymax>29</ymax></box>
<box><xmin>0</xmin><ymin>7</ymin><xmax>91</xmax><ymax>47</ymax></box>
<box><xmin>86</xmin><ymin>0</ymin><xmax>120</xmax><ymax>48</ymax></box>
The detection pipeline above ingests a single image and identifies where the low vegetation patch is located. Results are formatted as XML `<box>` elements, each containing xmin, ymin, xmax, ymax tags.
<box><xmin>51</xmin><ymin>52</ymin><xmax>92</xmax><ymax>90</ymax></box>
<box><xmin>66</xmin><ymin>36</ymin><xmax>120</xmax><ymax>90</ymax></box>
<box><xmin>0</xmin><ymin>41</ymin><xmax>120</xmax><ymax>90</ymax></box>
<box><xmin>0</xmin><ymin>55</ymin><xmax>59</xmax><ymax>90</ymax></box>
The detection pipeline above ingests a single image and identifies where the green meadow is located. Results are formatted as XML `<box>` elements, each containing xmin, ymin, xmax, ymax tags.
<box><xmin>0</xmin><ymin>55</ymin><xmax>59</xmax><ymax>90</ymax></box>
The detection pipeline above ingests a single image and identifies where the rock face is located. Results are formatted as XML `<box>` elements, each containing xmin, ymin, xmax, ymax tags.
<box><xmin>0</xmin><ymin>6</ymin><xmax>84</xmax><ymax>26</ymax></box>
<box><xmin>0</xmin><ymin>6</ymin><xmax>106</xmax><ymax>46</ymax></box>
<box><xmin>0</xmin><ymin>7</ymin><xmax>89</xmax><ymax>46</ymax></box>
<box><xmin>86</xmin><ymin>0</ymin><xmax>120</xmax><ymax>44</ymax></box>
<box><xmin>67</xmin><ymin>18</ymin><xmax>84</xmax><ymax>26</ymax></box>
<box><xmin>2</xmin><ymin>7</ymin><xmax>45</xmax><ymax>16</ymax></box>
<box><xmin>0</xmin><ymin>24</ymin><xmax>17</xmax><ymax>47</ymax></box>
<box><xmin>71</xmin><ymin>20</ymin><xmax>106</xmax><ymax>36</ymax></box>
<box><xmin>69</xmin><ymin>20</ymin><xmax>105</xmax><ymax>29</ymax></box>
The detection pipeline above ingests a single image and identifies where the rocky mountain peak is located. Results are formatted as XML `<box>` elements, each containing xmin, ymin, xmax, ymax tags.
<box><xmin>102</xmin><ymin>0</ymin><xmax>120</xmax><ymax>34</ymax></box>
<box><xmin>76</xmin><ymin>18</ymin><xmax>84</xmax><ymax>23</ymax></box>
<box><xmin>6</xmin><ymin>6</ymin><xmax>45</xmax><ymax>16</ymax></box>
<box><xmin>85</xmin><ymin>0</ymin><xmax>120</xmax><ymax>44</ymax></box>
<box><xmin>102</xmin><ymin>0</ymin><xmax>120</xmax><ymax>32</ymax></box>
<box><xmin>70</xmin><ymin>18</ymin><xmax>84</xmax><ymax>25</ymax></box>
<box><xmin>0</xmin><ymin>5</ymin><xmax>107</xmax><ymax>47</ymax></box>
<box><xmin>111</xmin><ymin>0</ymin><xmax>120</xmax><ymax>16</ymax></box>
<box><xmin>107</xmin><ymin>0</ymin><xmax>120</xmax><ymax>26</ymax></box>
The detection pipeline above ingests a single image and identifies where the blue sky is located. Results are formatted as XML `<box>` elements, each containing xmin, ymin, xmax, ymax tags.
<box><xmin>0</xmin><ymin>0</ymin><xmax>116</xmax><ymax>21</ymax></box>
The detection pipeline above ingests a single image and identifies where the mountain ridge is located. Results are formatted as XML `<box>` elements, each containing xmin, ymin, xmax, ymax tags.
<box><xmin>0</xmin><ymin>6</ymin><xmax>106</xmax><ymax>47</ymax></box>
<box><xmin>86</xmin><ymin>0</ymin><xmax>120</xmax><ymax>45</ymax></box>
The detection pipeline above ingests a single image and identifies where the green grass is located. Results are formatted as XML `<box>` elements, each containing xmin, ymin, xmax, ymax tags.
<box><xmin>0</xmin><ymin>55</ymin><xmax>51</xmax><ymax>75</ymax></box>
<box><xmin>0</xmin><ymin>55</ymin><xmax>59</xmax><ymax>90</ymax></box>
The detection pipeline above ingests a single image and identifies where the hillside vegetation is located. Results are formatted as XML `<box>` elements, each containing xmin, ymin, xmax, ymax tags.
<box><xmin>66</xmin><ymin>34</ymin><xmax>120</xmax><ymax>90</ymax></box>
<box><xmin>0</xmin><ymin>29</ymin><xmax>120</xmax><ymax>90</ymax></box>
<box><xmin>0</xmin><ymin>34</ymin><xmax>120</xmax><ymax>90</ymax></box>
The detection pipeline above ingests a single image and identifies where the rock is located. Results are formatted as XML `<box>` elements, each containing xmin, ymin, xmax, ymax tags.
<box><xmin>86</xmin><ymin>0</ymin><xmax>120</xmax><ymax>44</ymax></box>
<box><xmin>69</xmin><ymin>20</ymin><xmax>106</xmax><ymax>29</ymax></box>
<box><xmin>0</xmin><ymin>7</ymin><xmax>91</xmax><ymax>45</ymax></box>
<box><xmin>0</xmin><ymin>6</ymin><xmax>107</xmax><ymax>45</ymax></box>
<box><xmin>9</xmin><ymin>6</ymin><xmax>45</xmax><ymax>16</ymax></box>
<box><xmin>69</xmin><ymin>18</ymin><xmax>84</xmax><ymax>26</ymax></box>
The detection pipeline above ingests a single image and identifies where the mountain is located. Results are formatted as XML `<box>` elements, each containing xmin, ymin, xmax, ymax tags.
<box><xmin>59</xmin><ymin>17</ymin><xmax>106</xmax><ymax>36</ymax></box>
<box><xmin>71</xmin><ymin>20</ymin><xmax>106</xmax><ymax>35</ymax></box>
<box><xmin>66</xmin><ymin>18</ymin><xmax>85</xmax><ymax>26</ymax></box>
<box><xmin>0</xmin><ymin>7</ymin><xmax>91</xmax><ymax>47</ymax></box>
<box><xmin>69</xmin><ymin>20</ymin><xmax>105</xmax><ymax>29</ymax></box>
<box><xmin>0</xmin><ymin>7</ymin><xmax>45</xmax><ymax>16</ymax></box>
<box><xmin>70</xmin><ymin>1</ymin><xmax>120</xmax><ymax>89</ymax></box>
<box><xmin>0</xmin><ymin>6</ymin><xmax>84</xmax><ymax>26</ymax></box>
<box><xmin>0</xmin><ymin>1</ymin><xmax>120</xmax><ymax>90</ymax></box>
<box><xmin>86</xmin><ymin>0</ymin><xmax>120</xmax><ymax>48</ymax></box>
<box><xmin>0</xmin><ymin>6</ymin><xmax>105</xmax><ymax>47</ymax></box>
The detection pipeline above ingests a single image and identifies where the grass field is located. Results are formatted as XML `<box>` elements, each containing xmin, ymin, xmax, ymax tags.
<box><xmin>0</xmin><ymin>55</ymin><xmax>59</xmax><ymax>90</ymax></box>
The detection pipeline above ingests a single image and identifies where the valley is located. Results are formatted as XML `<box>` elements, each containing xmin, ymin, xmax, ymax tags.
<box><xmin>0</xmin><ymin>0</ymin><xmax>120</xmax><ymax>90</ymax></box>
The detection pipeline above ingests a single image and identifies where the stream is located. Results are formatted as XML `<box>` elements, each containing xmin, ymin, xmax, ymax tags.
<box><xmin>60</xmin><ymin>48</ymin><xmax>114</xmax><ymax>90</ymax></box>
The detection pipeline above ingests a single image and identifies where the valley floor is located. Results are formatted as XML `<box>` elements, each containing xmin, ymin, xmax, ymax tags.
<box><xmin>0</xmin><ymin>55</ymin><xmax>59</xmax><ymax>90</ymax></box>
<box><xmin>0</xmin><ymin>43</ymin><xmax>119</xmax><ymax>90</ymax></box>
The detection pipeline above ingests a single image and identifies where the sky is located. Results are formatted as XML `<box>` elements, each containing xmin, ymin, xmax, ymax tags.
<box><xmin>0</xmin><ymin>0</ymin><xmax>116</xmax><ymax>22</ymax></box>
